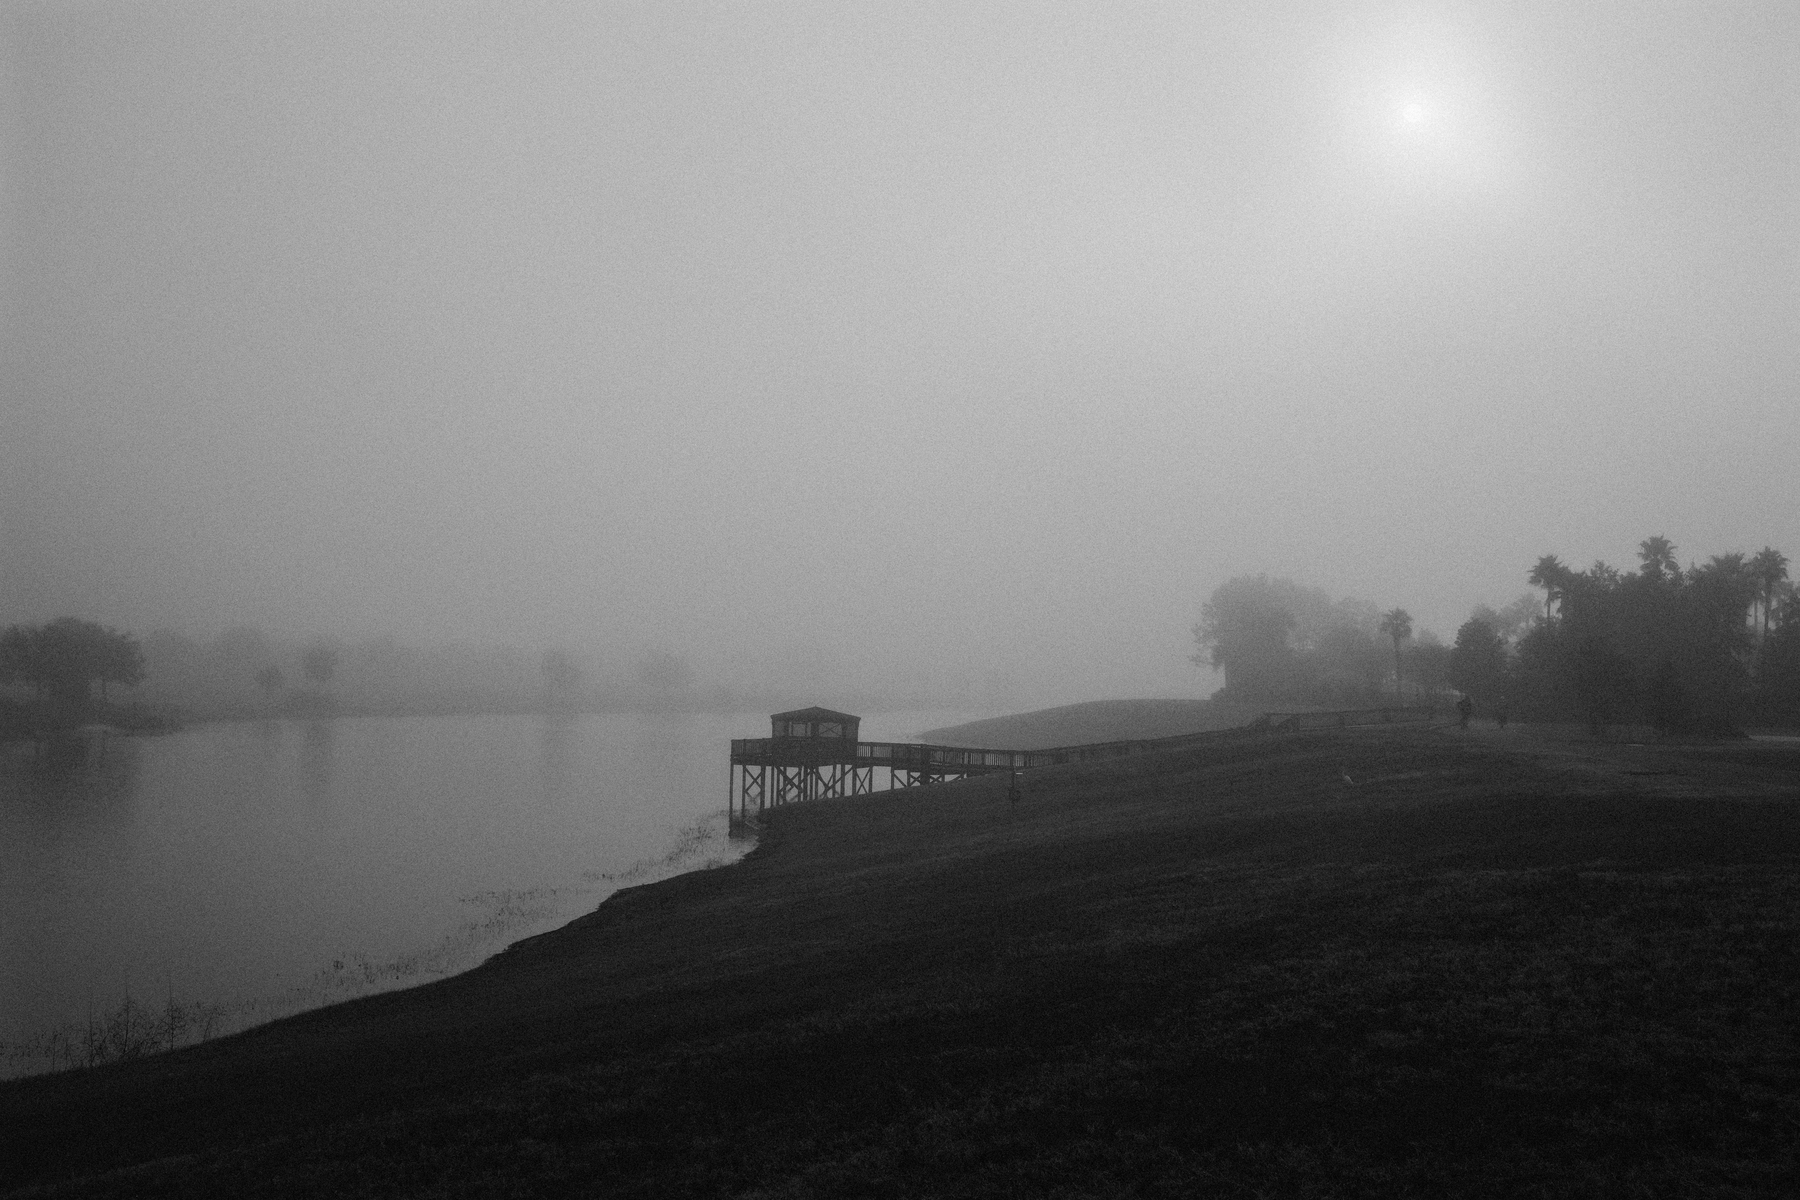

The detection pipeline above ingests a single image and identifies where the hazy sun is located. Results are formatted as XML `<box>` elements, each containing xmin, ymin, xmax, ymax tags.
<box><xmin>1401</xmin><ymin>102</ymin><xmax>1427</xmax><ymax>125</ymax></box>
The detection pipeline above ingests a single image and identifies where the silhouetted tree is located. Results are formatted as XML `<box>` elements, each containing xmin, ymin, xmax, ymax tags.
<box><xmin>1681</xmin><ymin>555</ymin><xmax>1757</xmax><ymax>729</ymax></box>
<box><xmin>1750</xmin><ymin>547</ymin><xmax>1790</xmax><ymax>643</ymax></box>
<box><xmin>1406</xmin><ymin>633</ymin><xmax>1452</xmax><ymax>700</ymax></box>
<box><xmin>1571</xmin><ymin>635</ymin><xmax>1636</xmax><ymax>734</ymax></box>
<box><xmin>1468</xmin><ymin>596</ymin><xmax>1538</xmax><ymax>645</ymax></box>
<box><xmin>1309</xmin><ymin>624</ymin><xmax>1388</xmax><ymax>704</ymax></box>
<box><xmin>94</xmin><ymin>628</ymin><xmax>146</xmax><ymax>703</ymax></box>
<box><xmin>1528</xmin><ymin>555</ymin><xmax>1567</xmax><ymax>621</ymax></box>
<box><xmin>0</xmin><ymin>626</ymin><xmax>38</xmax><ymax>697</ymax></box>
<box><xmin>0</xmin><ymin>619</ymin><xmax>144</xmax><ymax>713</ymax></box>
<box><xmin>1509</xmin><ymin>620</ymin><xmax>1565</xmax><ymax>719</ymax></box>
<box><xmin>1450</xmin><ymin>618</ymin><xmax>1506</xmax><ymax>710</ymax></box>
<box><xmin>1755</xmin><ymin>595</ymin><xmax>1800</xmax><ymax>719</ymax></box>
<box><xmin>1515</xmin><ymin>541</ymin><xmax>1763</xmax><ymax>734</ymax></box>
<box><xmin>1587</xmin><ymin>560</ymin><xmax>1623</xmax><ymax>589</ymax></box>
<box><xmin>1638</xmin><ymin>535</ymin><xmax>1680</xmax><ymax>584</ymax></box>
<box><xmin>1702</xmin><ymin>551</ymin><xmax>1750</xmax><ymax>595</ymax></box>
<box><xmin>1646</xmin><ymin>660</ymin><xmax>1693</xmax><ymax>735</ymax></box>
<box><xmin>1379</xmin><ymin>608</ymin><xmax>1412</xmax><ymax>700</ymax></box>
<box><xmin>1192</xmin><ymin>576</ymin><xmax>1302</xmax><ymax>701</ymax></box>
<box><xmin>1193</xmin><ymin>576</ymin><xmax>1409</xmax><ymax>705</ymax></box>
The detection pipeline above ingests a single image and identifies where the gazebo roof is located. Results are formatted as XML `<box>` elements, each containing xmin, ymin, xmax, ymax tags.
<box><xmin>771</xmin><ymin>706</ymin><xmax>860</xmax><ymax>723</ymax></box>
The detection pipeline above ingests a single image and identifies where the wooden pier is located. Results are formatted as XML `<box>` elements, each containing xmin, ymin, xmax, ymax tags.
<box><xmin>728</xmin><ymin>704</ymin><xmax>1436</xmax><ymax>829</ymax></box>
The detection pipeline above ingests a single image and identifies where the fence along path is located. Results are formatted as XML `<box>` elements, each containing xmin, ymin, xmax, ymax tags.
<box><xmin>728</xmin><ymin>705</ymin><xmax>1438</xmax><ymax>826</ymax></box>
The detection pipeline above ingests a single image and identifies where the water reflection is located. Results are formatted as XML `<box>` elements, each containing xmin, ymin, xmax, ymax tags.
<box><xmin>299</xmin><ymin>720</ymin><xmax>334</xmax><ymax>804</ymax></box>
<box><xmin>0</xmin><ymin>737</ymin><xmax>141</xmax><ymax>888</ymax></box>
<box><xmin>3</xmin><ymin>709</ymin><xmax>963</xmax><ymax>1077</ymax></box>
<box><xmin>538</xmin><ymin>712</ymin><xmax>575</xmax><ymax>806</ymax></box>
<box><xmin>632</xmin><ymin>710</ymin><xmax>691</xmax><ymax>775</ymax></box>
<box><xmin>1</xmin><ymin>734</ymin><xmax>146</xmax><ymax>1070</ymax></box>
<box><xmin>10</xmin><ymin>734</ymin><xmax>142</xmax><ymax>815</ymax></box>
<box><xmin>32</xmin><ymin>734</ymin><xmax>96</xmax><ymax>776</ymax></box>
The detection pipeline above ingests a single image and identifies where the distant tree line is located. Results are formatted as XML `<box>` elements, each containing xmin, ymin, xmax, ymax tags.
<box><xmin>1190</xmin><ymin>576</ymin><xmax>1492</xmax><ymax>707</ymax></box>
<box><xmin>0</xmin><ymin>617</ymin><xmax>154</xmax><ymax>731</ymax></box>
<box><xmin>112</xmin><ymin>627</ymin><xmax>725</xmax><ymax>720</ymax></box>
<box><xmin>1196</xmin><ymin>537</ymin><xmax>1797</xmax><ymax>734</ymax></box>
<box><xmin>1497</xmin><ymin>540</ymin><xmax>1793</xmax><ymax>734</ymax></box>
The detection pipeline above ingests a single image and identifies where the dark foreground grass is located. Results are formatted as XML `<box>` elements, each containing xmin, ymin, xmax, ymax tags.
<box><xmin>4</xmin><ymin>729</ymin><xmax>1800</xmax><ymax>1197</ymax></box>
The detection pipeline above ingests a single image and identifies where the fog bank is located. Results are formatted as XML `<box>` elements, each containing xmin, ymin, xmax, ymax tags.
<box><xmin>5</xmin><ymin>2</ymin><xmax>1794</xmax><ymax>705</ymax></box>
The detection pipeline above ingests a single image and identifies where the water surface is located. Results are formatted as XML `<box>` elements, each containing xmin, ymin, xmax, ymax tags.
<box><xmin>1</xmin><ymin>709</ymin><xmax>966</xmax><ymax>1073</ymax></box>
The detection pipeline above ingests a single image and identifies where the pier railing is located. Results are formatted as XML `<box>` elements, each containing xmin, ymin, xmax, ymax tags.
<box><xmin>728</xmin><ymin>705</ymin><xmax>1440</xmax><ymax>827</ymax></box>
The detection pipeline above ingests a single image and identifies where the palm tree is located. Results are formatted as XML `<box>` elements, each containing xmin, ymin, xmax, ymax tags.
<box><xmin>1528</xmin><ymin>555</ymin><xmax>1566</xmax><ymax>621</ymax></box>
<box><xmin>1704</xmin><ymin>552</ymin><xmax>1750</xmax><ymax>596</ymax></box>
<box><xmin>1638</xmin><ymin>535</ymin><xmax>1680</xmax><ymax>583</ymax></box>
<box><xmin>1379</xmin><ymin>608</ymin><xmax>1413</xmax><ymax>700</ymax></box>
<box><xmin>1751</xmin><ymin>547</ymin><xmax>1789</xmax><ymax>643</ymax></box>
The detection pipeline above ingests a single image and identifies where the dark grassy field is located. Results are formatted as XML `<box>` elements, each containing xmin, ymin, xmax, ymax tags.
<box><xmin>4</xmin><ymin>727</ymin><xmax>1800</xmax><ymax>1197</ymax></box>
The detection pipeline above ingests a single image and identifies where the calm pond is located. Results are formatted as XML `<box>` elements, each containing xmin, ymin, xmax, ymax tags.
<box><xmin>0</xmin><ymin>709</ymin><xmax>968</xmax><ymax>1076</ymax></box>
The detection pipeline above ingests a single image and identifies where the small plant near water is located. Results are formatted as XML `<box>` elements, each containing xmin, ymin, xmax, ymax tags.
<box><xmin>6</xmin><ymin>885</ymin><xmax>591</xmax><ymax>1079</ymax></box>
<box><xmin>583</xmin><ymin>813</ymin><xmax>733</xmax><ymax>885</ymax></box>
<box><xmin>4</xmin><ymin>983</ymin><xmax>229</xmax><ymax>1077</ymax></box>
<box><xmin>6</xmin><ymin>812</ymin><xmax>742</xmax><ymax>1081</ymax></box>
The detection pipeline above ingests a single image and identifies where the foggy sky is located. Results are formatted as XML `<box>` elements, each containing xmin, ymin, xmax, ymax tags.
<box><xmin>4</xmin><ymin>1</ymin><xmax>1796</xmax><ymax>703</ymax></box>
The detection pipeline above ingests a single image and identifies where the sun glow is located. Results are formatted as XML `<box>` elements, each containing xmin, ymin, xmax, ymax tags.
<box><xmin>1326</xmin><ymin>24</ymin><xmax>1533</xmax><ymax>209</ymax></box>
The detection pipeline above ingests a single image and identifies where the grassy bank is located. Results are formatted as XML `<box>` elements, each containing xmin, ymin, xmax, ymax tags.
<box><xmin>4</xmin><ymin>726</ymin><xmax>1799</xmax><ymax>1196</ymax></box>
<box><xmin>919</xmin><ymin>696</ymin><xmax>1271</xmax><ymax>748</ymax></box>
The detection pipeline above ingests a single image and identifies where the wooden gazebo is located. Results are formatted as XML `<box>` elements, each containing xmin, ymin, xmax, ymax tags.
<box><xmin>768</xmin><ymin>706</ymin><xmax>861</xmax><ymax>750</ymax></box>
<box><xmin>728</xmin><ymin>706</ymin><xmax>868</xmax><ymax>824</ymax></box>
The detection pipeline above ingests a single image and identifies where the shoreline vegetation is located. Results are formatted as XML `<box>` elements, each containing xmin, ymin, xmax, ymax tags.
<box><xmin>1</xmin><ymin>816</ymin><xmax>743</xmax><ymax>1083</ymax></box>
<box><xmin>5</xmin><ymin>719</ymin><xmax>1799</xmax><ymax>1196</ymax></box>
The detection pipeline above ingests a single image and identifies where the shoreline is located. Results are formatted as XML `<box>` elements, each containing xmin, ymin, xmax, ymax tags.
<box><xmin>6</xmin><ymin>726</ymin><xmax>1800</xmax><ymax>1195</ymax></box>
<box><xmin>0</xmin><ymin>811</ymin><xmax>750</xmax><ymax>1082</ymax></box>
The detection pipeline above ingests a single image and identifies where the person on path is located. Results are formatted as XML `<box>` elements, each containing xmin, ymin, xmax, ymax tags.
<box><xmin>1456</xmin><ymin>695</ymin><xmax>1474</xmax><ymax>729</ymax></box>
